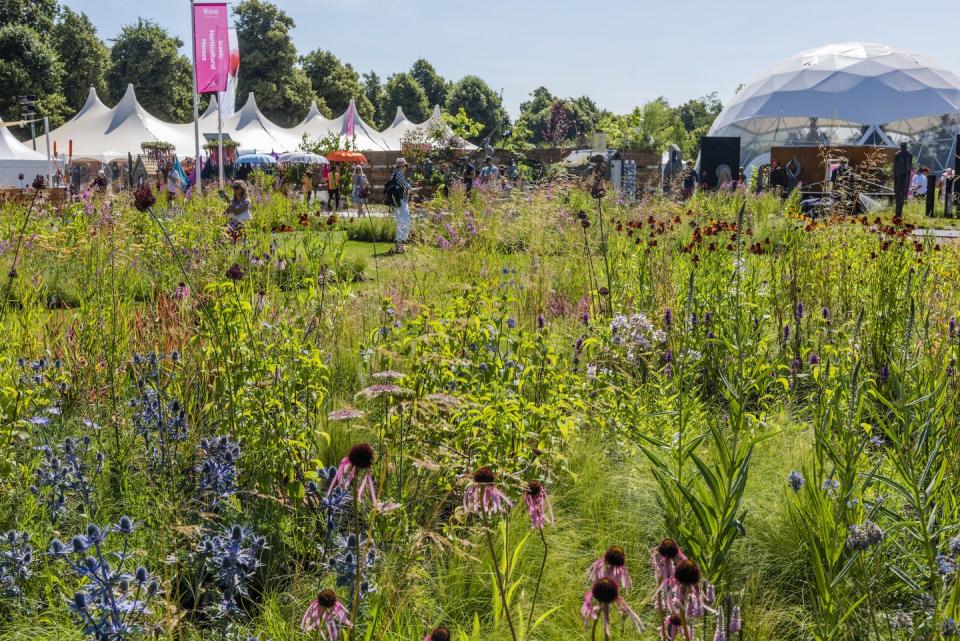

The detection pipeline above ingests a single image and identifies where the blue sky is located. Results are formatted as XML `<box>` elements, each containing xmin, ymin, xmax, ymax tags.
<box><xmin>63</xmin><ymin>0</ymin><xmax>960</xmax><ymax>116</ymax></box>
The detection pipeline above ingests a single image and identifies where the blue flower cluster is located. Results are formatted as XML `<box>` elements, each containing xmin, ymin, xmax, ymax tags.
<box><xmin>328</xmin><ymin>532</ymin><xmax>377</xmax><ymax>598</ymax></box>
<box><xmin>197</xmin><ymin>436</ymin><xmax>241</xmax><ymax>509</ymax></box>
<box><xmin>307</xmin><ymin>467</ymin><xmax>377</xmax><ymax>601</ymax></box>
<box><xmin>130</xmin><ymin>352</ymin><xmax>186</xmax><ymax>468</ymax></box>
<box><xmin>195</xmin><ymin>525</ymin><xmax>267</xmax><ymax>615</ymax></box>
<box><xmin>0</xmin><ymin>530</ymin><xmax>32</xmax><ymax>598</ymax></box>
<box><xmin>307</xmin><ymin>466</ymin><xmax>352</xmax><ymax>554</ymax></box>
<box><xmin>31</xmin><ymin>434</ymin><xmax>103</xmax><ymax>521</ymax></box>
<box><xmin>49</xmin><ymin>517</ymin><xmax>159</xmax><ymax>640</ymax></box>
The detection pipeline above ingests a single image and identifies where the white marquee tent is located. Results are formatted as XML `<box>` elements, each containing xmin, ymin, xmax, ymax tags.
<box><xmin>0</xmin><ymin>118</ymin><xmax>49</xmax><ymax>187</ymax></box>
<box><xmin>48</xmin><ymin>86</ymin><xmax>477</xmax><ymax>162</ymax></box>
<box><xmin>709</xmin><ymin>43</ymin><xmax>960</xmax><ymax>170</ymax></box>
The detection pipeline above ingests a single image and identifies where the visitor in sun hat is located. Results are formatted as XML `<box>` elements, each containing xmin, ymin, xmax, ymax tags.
<box><xmin>225</xmin><ymin>180</ymin><xmax>251</xmax><ymax>231</ymax></box>
<box><xmin>388</xmin><ymin>157</ymin><xmax>415</xmax><ymax>254</ymax></box>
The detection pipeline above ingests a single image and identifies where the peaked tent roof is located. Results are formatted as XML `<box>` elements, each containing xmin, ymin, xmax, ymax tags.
<box><xmin>221</xmin><ymin>93</ymin><xmax>298</xmax><ymax>154</ymax></box>
<box><xmin>286</xmin><ymin>100</ymin><xmax>337</xmax><ymax>142</ymax></box>
<box><xmin>0</xmin><ymin>118</ymin><xmax>47</xmax><ymax>161</ymax></box>
<box><xmin>329</xmin><ymin>99</ymin><xmax>390</xmax><ymax>152</ymax></box>
<box><xmin>50</xmin><ymin>85</ymin><xmax>194</xmax><ymax>161</ymax></box>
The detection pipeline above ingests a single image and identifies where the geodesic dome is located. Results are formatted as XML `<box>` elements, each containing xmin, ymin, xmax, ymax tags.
<box><xmin>708</xmin><ymin>43</ymin><xmax>960</xmax><ymax>171</ymax></box>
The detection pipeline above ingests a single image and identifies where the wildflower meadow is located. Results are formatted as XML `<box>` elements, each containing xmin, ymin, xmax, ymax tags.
<box><xmin>0</xmin><ymin>178</ymin><xmax>958</xmax><ymax>641</ymax></box>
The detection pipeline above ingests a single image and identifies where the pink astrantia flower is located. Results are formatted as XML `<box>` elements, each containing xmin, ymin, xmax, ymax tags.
<box><xmin>301</xmin><ymin>589</ymin><xmax>352</xmax><ymax>640</ymax></box>
<box><xmin>463</xmin><ymin>467</ymin><xmax>513</xmax><ymax>515</ymax></box>
<box><xmin>327</xmin><ymin>408</ymin><xmax>365</xmax><ymax>422</ymax></box>
<box><xmin>581</xmin><ymin>577</ymin><xmax>644</xmax><ymax>637</ymax></box>
<box><xmin>588</xmin><ymin>545</ymin><xmax>633</xmax><ymax>591</ymax></box>
<box><xmin>371</xmin><ymin>370</ymin><xmax>405</xmax><ymax>381</ymax></box>
<box><xmin>523</xmin><ymin>480</ymin><xmax>554</xmax><ymax>529</ymax></box>
<box><xmin>328</xmin><ymin>443</ymin><xmax>397</xmax><ymax>511</ymax></box>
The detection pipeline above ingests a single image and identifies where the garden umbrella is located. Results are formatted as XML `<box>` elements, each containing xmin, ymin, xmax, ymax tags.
<box><xmin>235</xmin><ymin>153</ymin><xmax>278</xmax><ymax>167</ymax></box>
<box><xmin>279</xmin><ymin>152</ymin><xmax>329</xmax><ymax>165</ymax></box>
<box><xmin>326</xmin><ymin>150</ymin><xmax>367</xmax><ymax>164</ymax></box>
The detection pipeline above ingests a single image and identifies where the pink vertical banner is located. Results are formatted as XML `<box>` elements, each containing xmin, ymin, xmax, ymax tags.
<box><xmin>193</xmin><ymin>3</ymin><xmax>229</xmax><ymax>94</ymax></box>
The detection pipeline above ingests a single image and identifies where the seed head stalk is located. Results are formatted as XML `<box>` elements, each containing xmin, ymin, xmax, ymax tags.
<box><xmin>481</xmin><ymin>509</ymin><xmax>518</xmax><ymax>641</ymax></box>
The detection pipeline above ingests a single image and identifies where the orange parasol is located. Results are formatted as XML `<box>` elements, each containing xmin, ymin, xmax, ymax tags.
<box><xmin>326</xmin><ymin>150</ymin><xmax>368</xmax><ymax>164</ymax></box>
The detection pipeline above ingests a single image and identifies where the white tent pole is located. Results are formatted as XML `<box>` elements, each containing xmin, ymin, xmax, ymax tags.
<box><xmin>218</xmin><ymin>99</ymin><xmax>224</xmax><ymax>190</ymax></box>
<box><xmin>44</xmin><ymin>116</ymin><xmax>52</xmax><ymax>186</ymax></box>
<box><xmin>190</xmin><ymin>0</ymin><xmax>203</xmax><ymax>195</ymax></box>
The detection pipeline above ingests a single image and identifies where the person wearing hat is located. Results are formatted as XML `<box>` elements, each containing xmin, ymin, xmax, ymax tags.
<box><xmin>225</xmin><ymin>180</ymin><xmax>252</xmax><ymax>231</ymax></box>
<box><xmin>389</xmin><ymin>157</ymin><xmax>415</xmax><ymax>253</ymax></box>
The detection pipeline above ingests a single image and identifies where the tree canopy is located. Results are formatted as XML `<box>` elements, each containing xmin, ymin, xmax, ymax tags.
<box><xmin>383</xmin><ymin>72</ymin><xmax>430</xmax><ymax>123</ymax></box>
<box><xmin>0</xmin><ymin>24</ymin><xmax>64</xmax><ymax>125</ymax></box>
<box><xmin>55</xmin><ymin>8</ymin><xmax>108</xmax><ymax>114</ymax></box>
<box><xmin>446</xmin><ymin>76</ymin><xmax>509</xmax><ymax>143</ymax></box>
<box><xmin>234</xmin><ymin>0</ymin><xmax>314</xmax><ymax>126</ymax></box>
<box><xmin>106</xmin><ymin>19</ymin><xmax>193</xmax><ymax>123</ymax></box>
<box><xmin>410</xmin><ymin>59</ymin><xmax>448</xmax><ymax>108</ymax></box>
<box><xmin>301</xmin><ymin>49</ymin><xmax>376</xmax><ymax>124</ymax></box>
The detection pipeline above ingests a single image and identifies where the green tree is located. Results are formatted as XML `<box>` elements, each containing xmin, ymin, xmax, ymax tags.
<box><xmin>106</xmin><ymin>19</ymin><xmax>192</xmax><ymax>122</ymax></box>
<box><xmin>597</xmin><ymin>97</ymin><xmax>684</xmax><ymax>152</ymax></box>
<box><xmin>445</xmin><ymin>75</ymin><xmax>508</xmax><ymax>143</ymax></box>
<box><xmin>410</xmin><ymin>59</ymin><xmax>448</xmax><ymax>108</ymax></box>
<box><xmin>677</xmin><ymin>92</ymin><xmax>723</xmax><ymax>157</ymax></box>
<box><xmin>0</xmin><ymin>23</ymin><xmax>64</xmax><ymax>125</ymax></box>
<box><xmin>0</xmin><ymin>0</ymin><xmax>59</xmax><ymax>33</ymax></box>
<box><xmin>55</xmin><ymin>8</ymin><xmax>108</xmax><ymax>116</ymax></box>
<box><xmin>382</xmin><ymin>72</ymin><xmax>430</xmax><ymax>123</ymax></box>
<box><xmin>234</xmin><ymin>0</ymin><xmax>315</xmax><ymax>126</ymax></box>
<box><xmin>301</xmin><ymin>49</ymin><xmax>376</xmax><ymax>123</ymax></box>
<box><xmin>361</xmin><ymin>71</ymin><xmax>385</xmax><ymax>128</ymax></box>
<box><xmin>516</xmin><ymin>87</ymin><xmax>601</xmax><ymax>146</ymax></box>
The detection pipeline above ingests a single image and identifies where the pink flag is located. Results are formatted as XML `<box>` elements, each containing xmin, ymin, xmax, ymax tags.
<box><xmin>193</xmin><ymin>3</ymin><xmax>230</xmax><ymax>94</ymax></box>
<box><xmin>343</xmin><ymin>100</ymin><xmax>356</xmax><ymax>138</ymax></box>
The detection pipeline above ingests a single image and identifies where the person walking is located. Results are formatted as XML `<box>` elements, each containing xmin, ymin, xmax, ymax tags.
<box><xmin>328</xmin><ymin>166</ymin><xmax>341</xmax><ymax>212</ymax></box>
<box><xmin>301</xmin><ymin>170</ymin><xmax>314</xmax><ymax>204</ymax></box>
<box><xmin>387</xmin><ymin>158</ymin><xmax>414</xmax><ymax>253</ymax></box>
<box><xmin>352</xmin><ymin>165</ymin><xmax>370</xmax><ymax>215</ymax></box>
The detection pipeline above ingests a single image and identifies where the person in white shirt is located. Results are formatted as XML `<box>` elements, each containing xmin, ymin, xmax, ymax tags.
<box><xmin>911</xmin><ymin>167</ymin><xmax>929</xmax><ymax>197</ymax></box>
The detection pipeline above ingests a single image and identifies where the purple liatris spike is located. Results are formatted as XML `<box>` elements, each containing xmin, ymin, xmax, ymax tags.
<box><xmin>664</xmin><ymin>308</ymin><xmax>673</xmax><ymax>328</ymax></box>
<box><xmin>713</xmin><ymin>607</ymin><xmax>727</xmax><ymax>641</ymax></box>
<box><xmin>795</xmin><ymin>302</ymin><xmax>804</xmax><ymax>321</ymax></box>
<box><xmin>729</xmin><ymin>605</ymin><xmax>742</xmax><ymax>633</ymax></box>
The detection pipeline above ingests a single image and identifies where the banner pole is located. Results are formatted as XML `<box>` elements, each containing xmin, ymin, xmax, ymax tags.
<box><xmin>190</xmin><ymin>0</ymin><xmax>203</xmax><ymax>195</ymax></box>
<box><xmin>218</xmin><ymin>99</ymin><xmax>225</xmax><ymax>190</ymax></box>
<box><xmin>43</xmin><ymin>116</ymin><xmax>52</xmax><ymax>186</ymax></box>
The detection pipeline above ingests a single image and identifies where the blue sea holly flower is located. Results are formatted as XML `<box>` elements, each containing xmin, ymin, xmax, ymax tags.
<box><xmin>787</xmin><ymin>471</ymin><xmax>804</xmax><ymax>492</ymax></box>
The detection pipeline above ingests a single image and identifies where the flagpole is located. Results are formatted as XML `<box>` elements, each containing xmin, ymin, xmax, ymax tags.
<box><xmin>43</xmin><ymin>116</ymin><xmax>52</xmax><ymax>186</ymax></box>
<box><xmin>190</xmin><ymin>0</ymin><xmax>203</xmax><ymax>195</ymax></box>
<box><xmin>218</xmin><ymin>98</ymin><xmax>225</xmax><ymax>190</ymax></box>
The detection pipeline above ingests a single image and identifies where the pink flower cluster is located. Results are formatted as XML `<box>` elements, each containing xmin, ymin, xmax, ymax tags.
<box><xmin>580</xmin><ymin>546</ymin><xmax>643</xmax><ymax>637</ymax></box>
<box><xmin>651</xmin><ymin>539</ymin><xmax>736</xmax><ymax>641</ymax></box>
